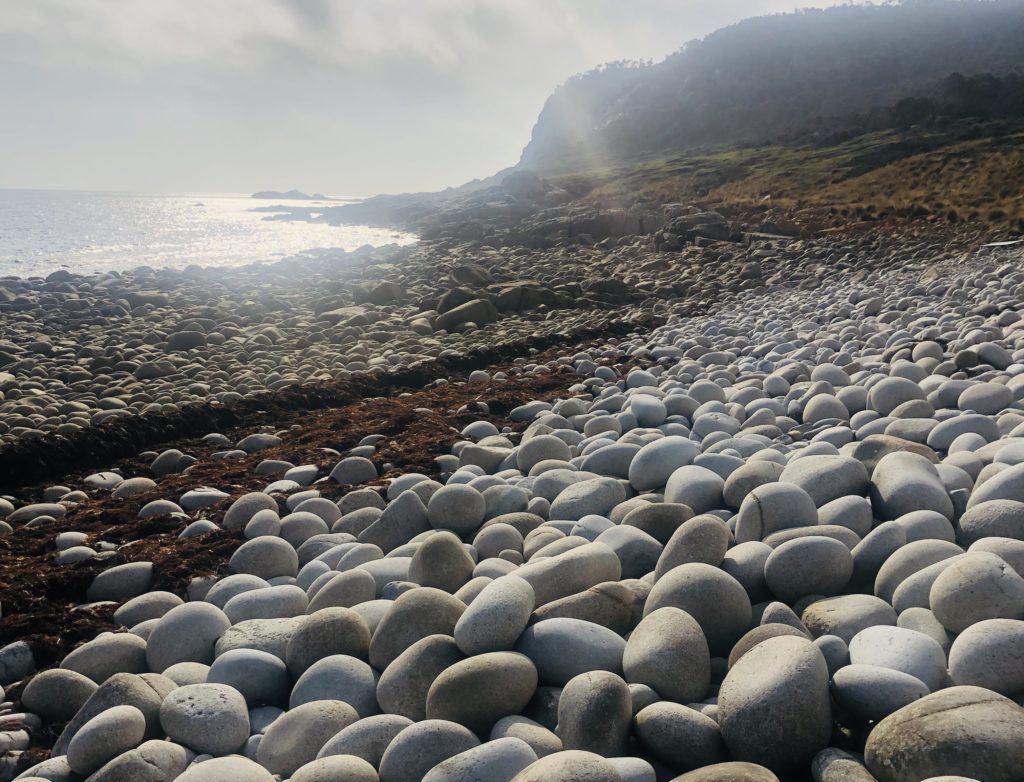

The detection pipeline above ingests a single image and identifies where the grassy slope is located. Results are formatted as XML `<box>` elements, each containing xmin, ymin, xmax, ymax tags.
<box><xmin>546</xmin><ymin>122</ymin><xmax>1024</xmax><ymax>232</ymax></box>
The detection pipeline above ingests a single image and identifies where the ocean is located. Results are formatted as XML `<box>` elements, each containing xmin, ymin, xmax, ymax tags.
<box><xmin>0</xmin><ymin>189</ymin><xmax>416</xmax><ymax>278</ymax></box>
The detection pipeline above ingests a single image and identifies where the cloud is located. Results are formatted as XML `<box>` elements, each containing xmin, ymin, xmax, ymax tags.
<box><xmin>0</xmin><ymin>1</ymin><xmax>837</xmax><ymax>83</ymax></box>
<box><xmin>0</xmin><ymin>0</ymin><xmax>843</xmax><ymax>192</ymax></box>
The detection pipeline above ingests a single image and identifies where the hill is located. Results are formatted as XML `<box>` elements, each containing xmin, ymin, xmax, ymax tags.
<box><xmin>519</xmin><ymin>0</ymin><xmax>1024</xmax><ymax>172</ymax></box>
<box><xmin>325</xmin><ymin>0</ymin><xmax>1024</xmax><ymax>237</ymax></box>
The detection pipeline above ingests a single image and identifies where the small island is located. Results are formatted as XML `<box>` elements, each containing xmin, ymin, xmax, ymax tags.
<box><xmin>250</xmin><ymin>189</ymin><xmax>330</xmax><ymax>200</ymax></box>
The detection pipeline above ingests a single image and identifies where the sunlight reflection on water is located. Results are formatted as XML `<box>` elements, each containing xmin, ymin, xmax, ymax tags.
<box><xmin>0</xmin><ymin>189</ymin><xmax>416</xmax><ymax>278</ymax></box>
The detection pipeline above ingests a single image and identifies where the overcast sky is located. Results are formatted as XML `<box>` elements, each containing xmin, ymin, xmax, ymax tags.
<box><xmin>0</xmin><ymin>0</ymin><xmax>840</xmax><ymax>196</ymax></box>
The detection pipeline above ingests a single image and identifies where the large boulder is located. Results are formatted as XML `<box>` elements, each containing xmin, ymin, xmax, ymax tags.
<box><xmin>864</xmin><ymin>686</ymin><xmax>1024</xmax><ymax>782</ymax></box>
<box><xmin>435</xmin><ymin>299</ymin><xmax>500</xmax><ymax>332</ymax></box>
<box><xmin>718</xmin><ymin>636</ymin><xmax>831</xmax><ymax>771</ymax></box>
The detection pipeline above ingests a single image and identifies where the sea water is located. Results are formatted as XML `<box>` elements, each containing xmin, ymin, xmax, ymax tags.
<box><xmin>0</xmin><ymin>189</ymin><xmax>415</xmax><ymax>278</ymax></box>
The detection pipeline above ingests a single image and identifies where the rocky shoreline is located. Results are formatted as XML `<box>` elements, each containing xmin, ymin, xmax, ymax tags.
<box><xmin>1</xmin><ymin>218</ymin><xmax>1023</xmax><ymax>782</ymax></box>
<box><xmin>0</xmin><ymin>199</ymin><xmax>982</xmax><ymax>452</ymax></box>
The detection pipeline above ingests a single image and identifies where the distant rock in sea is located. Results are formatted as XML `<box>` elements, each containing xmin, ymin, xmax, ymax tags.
<box><xmin>251</xmin><ymin>189</ymin><xmax>328</xmax><ymax>200</ymax></box>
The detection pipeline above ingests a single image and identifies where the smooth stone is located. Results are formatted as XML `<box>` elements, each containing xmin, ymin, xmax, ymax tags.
<box><xmin>454</xmin><ymin>575</ymin><xmax>535</xmax><ymax>655</ymax></box>
<box><xmin>229</xmin><ymin>536</ymin><xmax>300</xmax><ymax>579</ymax></box>
<box><xmin>53</xmin><ymin>673</ymin><xmax>165</xmax><ymax>756</ymax></box>
<box><xmin>664</xmin><ymin>465</ymin><xmax>725</xmax><ymax>514</ymax></box>
<box><xmin>670</xmin><ymin>762</ymin><xmax>779</xmax><ymax>781</ymax></box>
<box><xmin>306</xmin><ymin>569</ymin><xmax>378</xmax><ymax>613</ymax></box>
<box><xmin>624</xmin><ymin>606</ymin><xmax>710</xmax><ymax>703</ymax></box>
<box><xmin>530</xmin><ymin>581</ymin><xmax>635</xmax><ymax>634</ymax></box>
<box><xmin>316</xmin><ymin>713</ymin><xmax>414</xmax><ymax>766</ymax></box>
<box><xmin>728</xmin><ymin>624</ymin><xmax>810</xmax><ymax>669</ymax></box>
<box><xmin>874</xmin><ymin>539</ymin><xmax>964</xmax><ymax>604</ymax></box>
<box><xmin>718</xmin><ymin>636</ymin><xmax>831</xmax><ymax>771</ymax></box>
<box><xmin>722</xmin><ymin>461</ymin><xmax>786</xmax><ymax>509</ymax></box>
<box><xmin>286</xmin><ymin>607</ymin><xmax>371</xmax><ymax>677</ymax></box>
<box><xmin>422</xmin><ymin>737</ymin><xmax>538</xmax><ymax>782</ymax></box>
<box><xmin>893</xmin><ymin>510</ymin><xmax>956</xmax><ymax>544</ymax></box>
<box><xmin>655</xmin><ymin>515</ymin><xmax>730</xmax><ymax>576</ymax></box>
<box><xmin>509</xmin><ymin>750</ymin><xmax>622</xmax><ymax>782</ymax></box>
<box><xmin>377</xmin><ymin>719</ymin><xmax>481</xmax><ymax>782</ymax></box>
<box><xmin>113</xmin><ymin>592</ymin><xmax>184</xmax><ymax>628</ymax></box>
<box><xmin>215</xmin><ymin>617</ymin><xmax>302</xmax><ymax>661</ymax></box>
<box><xmin>597</xmin><ymin>525</ymin><xmax>664</xmax><ymax>579</ymax></box>
<box><xmin>514</xmin><ymin>618</ymin><xmax>625</xmax><ymax>686</ymax></box>
<box><xmin>644</xmin><ymin>563</ymin><xmax>752</xmax><ymax>655</ymax></box>
<box><xmin>848</xmin><ymin>625</ymin><xmax>947</xmax><ymax>691</ymax></box>
<box><xmin>290</xmin><ymin>654</ymin><xmax>379</xmax><ymax>717</ymax></box>
<box><xmin>629</xmin><ymin>436</ymin><xmax>700</xmax><ymax>491</ymax></box>
<box><xmin>13</xmin><ymin>756</ymin><xmax>77</xmax><ymax>782</ymax></box>
<box><xmin>518</xmin><ymin>435</ymin><xmax>572</xmax><ymax>474</ymax></box>
<box><xmin>21</xmin><ymin>669</ymin><xmax>98</xmax><ymax>723</ymax></box>
<box><xmin>721</xmin><ymin>541</ymin><xmax>773</xmax><ymax>603</ymax></box>
<box><xmin>86</xmin><ymin>562</ymin><xmax>154</xmax><ymax>603</ymax></box>
<box><xmin>634</xmin><ymin>701</ymin><xmax>727</xmax><ymax>771</ymax></box>
<box><xmin>967</xmin><ymin>462</ymin><xmax>1024</xmax><ymax>507</ymax></box>
<box><xmin>162</xmin><ymin>662</ymin><xmax>210</xmax><ymax>686</ymax></box>
<box><xmin>223</xmin><ymin>584</ymin><xmax>308</xmax><ymax>623</ymax></box>
<box><xmin>779</xmin><ymin>455</ymin><xmax>869</xmax><ymax>507</ymax></box>
<box><xmin>290</xmin><ymin>755</ymin><xmax>379</xmax><ymax>782</ymax></box>
<box><xmin>814</xmin><ymin>634</ymin><xmax>850</xmax><ymax>677</ymax></box>
<box><xmin>734</xmin><ymin>483</ymin><xmax>818</xmax><ymax>543</ymax></box>
<box><xmin>897</xmin><ymin>607</ymin><xmax>954</xmax><ymax>653</ymax></box>
<box><xmin>111</xmin><ymin>478</ymin><xmax>157</xmax><ymax>499</ymax></box>
<box><xmin>359</xmin><ymin>491</ymin><xmax>432</xmax><ymax>554</ymax></box>
<box><xmin>428</xmin><ymin>484</ymin><xmax>487</xmax><ymax>535</ymax></box>
<box><xmin>60</xmin><ymin>632</ymin><xmax>148</xmax><ymax>683</ymax></box>
<box><xmin>817</xmin><ymin>495</ymin><xmax>874</xmax><ymax>538</ymax></box>
<box><xmin>549</xmin><ymin>478</ymin><xmax>627</xmax><ymax>521</ymax></box>
<box><xmin>409</xmin><ymin>531</ymin><xmax>476</xmax><ymax>593</ymax></box>
<box><xmin>67</xmin><ymin>704</ymin><xmax>146</xmax><ymax>776</ymax></box>
<box><xmin>929</xmin><ymin>551</ymin><xmax>1024</xmax><ymax>632</ymax></box>
<box><xmin>764</xmin><ymin>536</ymin><xmax>852</xmax><ymax>602</ymax></box>
<box><xmin>86</xmin><ymin>739</ymin><xmax>189</xmax><ymax>782</ymax></box>
<box><xmin>368</xmin><ymin>587</ymin><xmax>466</xmax><ymax>670</ymax></box>
<box><xmin>147</xmin><ymin>603</ymin><xmax>231</xmax><ymax>672</ymax></box>
<box><xmin>556</xmin><ymin>671</ymin><xmax>632</xmax><ymax>756</ymax></box>
<box><xmin>516</xmin><ymin>542</ymin><xmax>621</xmax><ymax>607</ymax></box>
<box><xmin>426</xmin><ymin>652</ymin><xmax>538</xmax><ymax>737</ymax></box>
<box><xmin>159</xmin><ymin>683</ymin><xmax>250</xmax><ymax>756</ymax></box>
<box><xmin>864</xmin><ymin>686</ymin><xmax>1024</xmax><ymax>782</ymax></box>
<box><xmin>891</xmin><ymin>555</ymin><xmax>966</xmax><ymax>614</ymax></box>
<box><xmin>609</xmin><ymin>756</ymin><xmax>658</xmax><ymax>782</ymax></box>
<box><xmin>811</xmin><ymin>748</ymin><xmax>878</xmax><ymax>782</ymax></box>
<box><xmin>490</xmin><ymin>715</ymin><xmax>562</xmax><ymax>759</ymax></box>
<box><xmin>832</xmin><ymin>664</ymin><xmax>930</xmax><ymax>722</ymax></box>
<box><xmin>947</xmin><ymin>618</ymin><xmax>1024</xmax><ymax>696</ymax></box>
<box><xmin>377</xmin><ymin>635</ymin><xmax>465</xmax><ymax>721</ymax></box>
<box><xmin>622</xmin><ymin>502</ymin><xmax>694</xmax><ymax>544</ymax></box>
<box><xmin>207</xmin><ymin>649</ymin><xmax>290</xmax><ymax>708</ymax></box>
<box><xmin>957</xmin><ymin>500</ymin><xmax>1024</xmax><ymax>544</ymax></box>
<box><xmin>870</xmin><ymin>452</ymin><xmax>953</xmax><ymax>521</ymax></box>
<box><xmin>257</xmin><ymin>700</ymin><xmax>360</xmax><ymax>777</ymax></box>
<box><xmin>851</xmin><ymin>522</ymin><xmax>907</xmax><ymax>587</ymax></box>
<box><xmin>204</xmin><ymin>574</ymin><xmax>270</xmax><ymax>610</ymax></box>
<box><xmin>8</xmin><ymin>503</ymin><xmax>67</xmax><ymax>523</ymax></box>
<box><xmin>175</xmin><ymin>756</ymin><xmax>275</xmax><ymax>781</ymax></box>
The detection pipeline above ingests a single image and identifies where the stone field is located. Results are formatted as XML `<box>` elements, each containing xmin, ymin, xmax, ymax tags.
<box><xmin>1</xmin><ymin>234</ymin><xmax>1023</xmax><ymax>781</ymax></box>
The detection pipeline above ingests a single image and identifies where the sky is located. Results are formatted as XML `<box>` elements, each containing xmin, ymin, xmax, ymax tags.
<box><xmin>0</xmin><ymin>0</ymin><xmax>841</xmax><ymax>196</ymax></box>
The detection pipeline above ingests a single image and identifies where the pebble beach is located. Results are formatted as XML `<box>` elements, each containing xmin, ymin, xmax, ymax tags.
<box><xmin>1</xmin><ymin>224</ymin><xmax>1024</xmax><ymax>782</ymax></box>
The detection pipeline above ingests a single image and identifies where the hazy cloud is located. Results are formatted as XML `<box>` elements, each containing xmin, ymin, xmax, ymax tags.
<box><xmin>0</xmin><ymin>0</ymin><xmax>841</xmax><ymax>194</ymax></box>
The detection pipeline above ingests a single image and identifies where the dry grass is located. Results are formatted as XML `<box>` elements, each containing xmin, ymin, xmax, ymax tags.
<box><xmin>548</xmin><ymin>123</ymin><xmax>1024</xmax><ymax>232</ymax></box>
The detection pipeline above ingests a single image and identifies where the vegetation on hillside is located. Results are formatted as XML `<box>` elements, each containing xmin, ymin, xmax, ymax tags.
<box><xmin>520</xmin><ymin>1</ymin><xmax>1024</xmax><ymax>171</ymax></box>
<box><xmin>551</xmin><ymin>119</ymin><xmax>1024</xmax><ymax>233</ymax></box>
<box><xmin>514</xmin><ymin>1</ymin><xmax>1024</xmax><ymax>233</ymax></box>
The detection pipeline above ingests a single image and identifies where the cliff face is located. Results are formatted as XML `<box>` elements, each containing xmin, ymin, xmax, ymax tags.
<box><xmin>518</xmin><ymin>0</ymin><xmax>1024</xmax><ymax>172</ymax></box>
